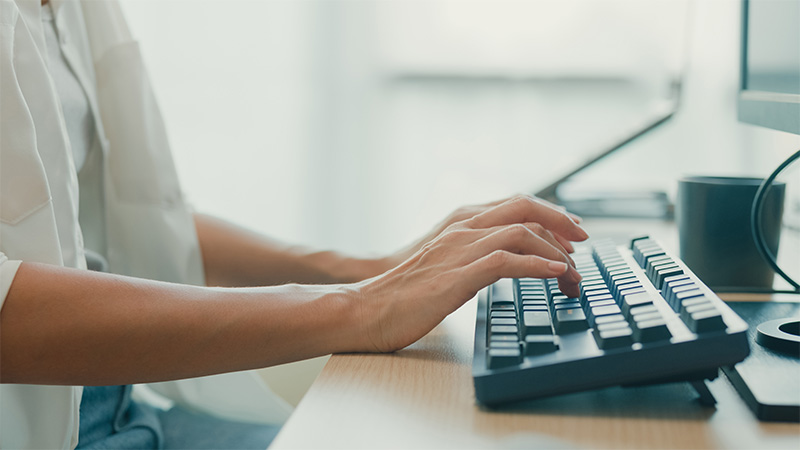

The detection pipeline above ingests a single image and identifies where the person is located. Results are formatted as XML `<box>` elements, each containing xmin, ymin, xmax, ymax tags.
<box><xmin>0</xmin><ymin>0</ymin><xmax>588</xmax><ymax>448</ymax></box>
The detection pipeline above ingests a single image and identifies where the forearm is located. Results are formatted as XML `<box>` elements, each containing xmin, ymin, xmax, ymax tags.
<box><xmin>0</xmin><ymin>262</ymin><xmax>365</xmax><ymax>386</ymax></box>
<box><xmin>194</xmin><ymin>213</ymin><xmax>391</xmax><ymax>287</ymax></box>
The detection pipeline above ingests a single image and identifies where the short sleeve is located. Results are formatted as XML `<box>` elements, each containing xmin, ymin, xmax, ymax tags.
<box><xmin>0</xmin><ymin>253</ymin><xmax>23</xmax><ymax>311</ymax></box>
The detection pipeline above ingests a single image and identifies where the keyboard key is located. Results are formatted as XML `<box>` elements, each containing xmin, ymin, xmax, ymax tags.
<box><xmin>586</xmin><ymin>298</ymin><xmax>616</xmax><ymax>308</ymax></box>
<box><xmin>679</xmin><ymin>296</ymin><xmax>712</xmax><ymax>315</ymax></box>
<box><xmin>664</xmin><ymin>281</ymin><xmax>696</xmax><ymax>307</ymax></box>
<box><xmin>522</xmin><ymin>311</ymin><xmax>552</xmax><ymax>335</ymax></box>
<box><xmin>608</xmin><ymin>270</ymin><xmax>634</xmax><ymax>282</ymax></box>
<box><xmin>489</xmin><ymin>334</ymin><xmax>518</xmax><ymax>342</ymax></box>
<box><xmin>490</xmin><ymin>311</ymin><xmax>517</xmax><ymax>319</ymax></box>
<box><xmin>492</xmin><ymin>278</ymin><xmax>515</xmax><ymax>302</ymax></box>
<box><xmin>580</xmin><ymin>280</ymin><xmax>607</xmax><ymax>293</ymax></box>
<box><xmin>617</xmin><ymin>286</ymin><xmax>645</xmax><ymax>301</ymax></box>
<box><xmin>491</xmin><ymin>325</ymin><xmax>519</xmax><ymax>335</ymax></box>
<box><xmin>524</xmin><ymin>335</ymin><xmax>558</xmax><ymax>355</ymax></box>
<box><xmin>638</xmin><ymin>248</ymin><xmax>666</xmax><ymax>268</ymax></box>
<box><xmin>491</xmin><ymin>299</ymin><xmax>515</xmax><ymax>308</ymax></box>
<box><xmin>585</xmin><ymin>293</ymin><xmax>614</xmax><ymax>304</ymax></box>
<box><xmin>655</xmin><ymin>265</ymin><xmax>684</xmax><ymax>289</ymax></box>
<box><xmin>620</xmin><ymin>292</ymin><xmax>653</xmax><ymax>315</ymax></box>
<box><xmin>663</xmin><ymin>273</ymin><xmax>691</xmax><ymax>292</ymax></box>
<box><xmin>552</xmin><ymin>296</ymin><xmax>576</xmax><ymax>305</ymax></box>
<box><xmin>489</xmin><ymin>341</ymin><xmax>519</xmax><ymax>349</ymax></box>
<box><xmin>594</xmin><ymin>313</ymin><xmax>626</xmax><ymax>325</ymax></box>
<box><xmin>582</xmin><ymin>288</ymin><xmax>611</xmax><ymax>303</ymax></box>
<box><xmin>633</xmin><ymin>318</ymin><xmax>672</xmax><ymax>343</ymax></box>
<box><xmin>646</xmin><ymin>256</ymin><xmax>673</xmax><ymax>279</ymax></box>
<box><xmin>580</xmin><ymin>275</ymin><xmax>605</xmax><ymax>285</ymax></box>
<box><xmin>490</xmin><ymin>318</ymin><xmax>517</xmax><ymax>326</ymax></box>
<box><xmin>590</xmin><ymin>304</ymin><xmax>623</xmax><ymax>319</ymax></box>
<box><xmin>610</xmin><ymin>272</ymin><xmax>637</xmax><ymax>286</ymax></box>
<box><xmin>522</xmin><ymin>304</ymin><xmax>548</xmax><ymax>312</ymax></box>
<box><xmin>629</xmin><ymin>304</ymin><xmax>659</xmax><ymax>319</ymax></box>
<box><xmin>593</xmin><ymin>322</ymin><xmax>634</xmax><ymax>349</ymax></box>
<box><xmin>487</xmin><ymin>347</ymin><xmax>521</xmax><ymax>369</ymax></box>
<box><xmin>554</xmin><ymin>308</ymin><xmax>589</xmax><ymax>334</ymax></box>
<box><xmin>683</xmin><ymin>305</ymin><xmax>726</xmax><ymax>333</ymax></box>
<box><xmin>491</xmin><ymin>303</ymin><xmax>515</xmax><ymax>311</ymax></box>
<box><xmin>518</xmin><ymin>279</ymin><xmax>543</xmax><ymax>288</ymax></box>
<box><xmin>675</xmin><ymin>289</ymin><xmax>704</xmax><ymax>307</ymax></box>
<box><xmin>632</xmin><ymin>311</ymin><xmax>662</xmax><ymax>323</ymax></box>
<box><xmin>613</xmin><ymin>281</ymin><xmax>641</xmax><ymax>299</ymax></box>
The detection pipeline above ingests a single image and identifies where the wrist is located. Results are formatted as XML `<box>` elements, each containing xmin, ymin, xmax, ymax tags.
<box><xmin>326</xmin><ymin>282</ymin><xmax>383</xmax><ymax>353</ymax></box>
<box><xmin>307</xmin><ymin>251</ymin><xmax>393</xmax><ymax>283</ymax></box>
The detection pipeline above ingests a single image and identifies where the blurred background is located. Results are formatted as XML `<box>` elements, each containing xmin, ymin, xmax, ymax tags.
<box><xmin>119</xmin><ymin>0</ymin><xmax>800</xmax><ymax>407</ymax></box>
<box><xmin>120</xmin><ymin>0</ymin><xmax>799</xmax><ymax>257</ymax></box>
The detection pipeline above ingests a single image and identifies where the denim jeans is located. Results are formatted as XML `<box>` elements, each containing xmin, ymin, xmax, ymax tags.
<box><xmin>78</xmin><ymin>385</ymin><xmax>280</xmax><ymax>449</ymax></box>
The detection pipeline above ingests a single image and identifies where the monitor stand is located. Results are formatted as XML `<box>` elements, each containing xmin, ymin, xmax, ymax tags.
<box><xmin>722</xmin><ymin>301</ymin><xmax>800</xmax><ymax>422</ymax></box>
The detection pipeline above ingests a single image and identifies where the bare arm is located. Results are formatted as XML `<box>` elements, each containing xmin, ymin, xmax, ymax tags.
<box><xmin>195</xmin><ymin>195</ymin><xmax>582</xmax><ymax>288</ymax></box>
<box><xmin>0</xmin><ymin>195</ymin><xmax>587</xmax><ymax>386</ymax></box>
<box><xmin>194</xmin><ymin>213</ymin><xmax>391</xmax><ymax>287</ymax></box>
<box><xmin>0</xmin><ymin>263</ymin><xmax>362</xmax><ymax>385</ymax></box>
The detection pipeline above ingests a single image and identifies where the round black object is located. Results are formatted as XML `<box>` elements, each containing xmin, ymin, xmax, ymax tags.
<box><xmin>756</xmin><ymin>318</ymin><xmax>800</xmax><ymax>356</ymax></box>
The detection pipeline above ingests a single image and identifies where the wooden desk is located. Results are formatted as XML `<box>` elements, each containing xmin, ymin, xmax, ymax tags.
<box><xmin>271</xmin><ymin>219</ymin><xmax>800</xmax><ymax>449</ymax></box>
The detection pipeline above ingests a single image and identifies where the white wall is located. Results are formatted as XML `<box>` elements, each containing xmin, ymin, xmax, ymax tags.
<box><xmin>121</xmin><ymin>0</ymin><xmax>799</xmax><ymax>256</ymax></box>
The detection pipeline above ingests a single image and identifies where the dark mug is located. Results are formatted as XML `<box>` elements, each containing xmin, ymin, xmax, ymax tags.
<box><xmin>677</xmin><ymin>176</ymin><xmax>785</xmax><ymax>290</ymax></box>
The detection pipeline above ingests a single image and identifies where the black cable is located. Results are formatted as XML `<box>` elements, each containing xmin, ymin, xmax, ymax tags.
<box><xmin>751</xmin><ymin>148</ymin><xmax>800</xmax><ymax>293</ymax></box>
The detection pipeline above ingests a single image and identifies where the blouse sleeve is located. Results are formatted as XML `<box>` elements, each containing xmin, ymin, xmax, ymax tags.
<box><xmin>0</xmin><ymin>253</ymin><xmax>22</xmax><ymax>311</ymax></box>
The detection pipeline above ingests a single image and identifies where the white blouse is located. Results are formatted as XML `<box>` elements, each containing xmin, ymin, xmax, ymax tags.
<box><xmin>0</xmin><ymin>1</ymin><xmax>291</xmax><ymax>448</ymax></box>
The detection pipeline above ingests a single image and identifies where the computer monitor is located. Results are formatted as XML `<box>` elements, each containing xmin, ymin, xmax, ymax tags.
<box><xmin>738</xmin><ymin>0</ymin><xmax>800</xmax><ymax>135</ymax></box>
<box><xmin>738</xmin><ymin>0</ymin><xmax>800</xmax><ymax>290</ymax></box>
<box><xmin>724</xmin><ymin>0</ymin><xmax>800</xmax><ymax>424</ymax></box>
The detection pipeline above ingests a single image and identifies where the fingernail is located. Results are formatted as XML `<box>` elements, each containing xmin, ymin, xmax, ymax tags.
<box><xmin>548</xmin><ymin>261</ymin><xmax>568</xmax><ymax>272</ymax></box>
<box><xmin>570</xmin><ymin>213</ymin><xmax>583</xmax><ymax>224</ymax></box>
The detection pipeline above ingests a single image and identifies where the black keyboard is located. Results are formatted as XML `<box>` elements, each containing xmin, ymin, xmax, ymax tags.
<box><xmin>472</xmin><ymin>236</ymin><xmax>750</xmax><ymax>405</ymax></box>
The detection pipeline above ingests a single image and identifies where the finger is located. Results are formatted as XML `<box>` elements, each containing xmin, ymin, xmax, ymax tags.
<box><xmin>462</xmin><ymin>251</ymin><xmax>571</xmax><ymax>292</ymax></box>
<box><xmin>531</xmin><ymin>225</ymin><xmax>575</xmax><ymax>265</ymax></box>
<box><xmin>552</xmin><ymin>233</ymin><xmax>576</xmax><ymax>254</ymax></box>
<box><xmin>568</xmin><ymin>212</ymin><xmax>583</xmax><ymax>224</ymax></box>
<box><xmin>531</xmin><ymin>196</ymin><xmax>584</xmax><ymax>224</ymax></box>
<box><xmin>471</xmin><ymin>225</ymin><xmax>581</xmax><ymax>281</ymax></box>
<box><xmin>478</xmin><ymin>223</ymin><xmax>576</xmax><ymax>267</ymax></box>
<box><xmin>556</xmin><ymin>276</ymin><xmax>581</xmax><ymax>299</ymax></box>
<box><xmin>480</xmin><ymin>197</ymin><xmax>514</xmax><ymax>208</ymax></box>
<box><xmin>468</xmin><ymin>196</ymin><xmax>588</xmax><ymax>242</ymax></box>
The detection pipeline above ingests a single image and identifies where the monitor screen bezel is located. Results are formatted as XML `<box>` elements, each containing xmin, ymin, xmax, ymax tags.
<box><xmin>738</xmin><ymin>0</ymin><xmax>800</xmax><ymax>136</ymax></box>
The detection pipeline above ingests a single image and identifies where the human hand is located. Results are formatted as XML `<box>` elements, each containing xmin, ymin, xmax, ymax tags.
<box><xmin>382</xmin><ymin>195</ymin><xmax>583</xmax><ymax>272</ymax></box>
<box><xmin>353</xmin><ymin>195</ymin><xmax>588</xmax><ymax>353</ymax></box>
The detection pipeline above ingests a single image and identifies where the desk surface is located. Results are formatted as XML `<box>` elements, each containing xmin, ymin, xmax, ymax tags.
<box><xmin>271</xmin><ymin>219</ymin><xmax>800</xmax><ymax>449</ymax></box>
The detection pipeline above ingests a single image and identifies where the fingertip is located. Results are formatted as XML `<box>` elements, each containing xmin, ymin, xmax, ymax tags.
<box><xmin>575</xmin><ymin>224</ymin><xmax>590</xmax><ymax>241</ymax></box>
<box><xmin>557</xmin><ymin>278</ymin><xmax>581</xmax><ymax>298</ymax></box>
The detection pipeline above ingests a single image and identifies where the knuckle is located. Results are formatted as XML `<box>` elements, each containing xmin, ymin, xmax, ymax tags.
<box><xmin>510</xmin><ymin>195</ymin><xmax>530</xmax><ymax>210</ymax></box>
<box><xmin>507</xmin><ymin>223</ymin><xmax>530</xmax><ymax>239</ymax></box>
<box><xmin>530</xmin><ymin>222</ymin><xmax>545</xmax><ymax>235</ymax></box>
<box><xmin>485</xmin><ymin>250</ymin><xmax>510</xmax><ymax>269</ymax></box>
<box><xmin>511</xmin><ymin>194</ymin><xmax>531</xmax><ymax>204</ymax></box>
